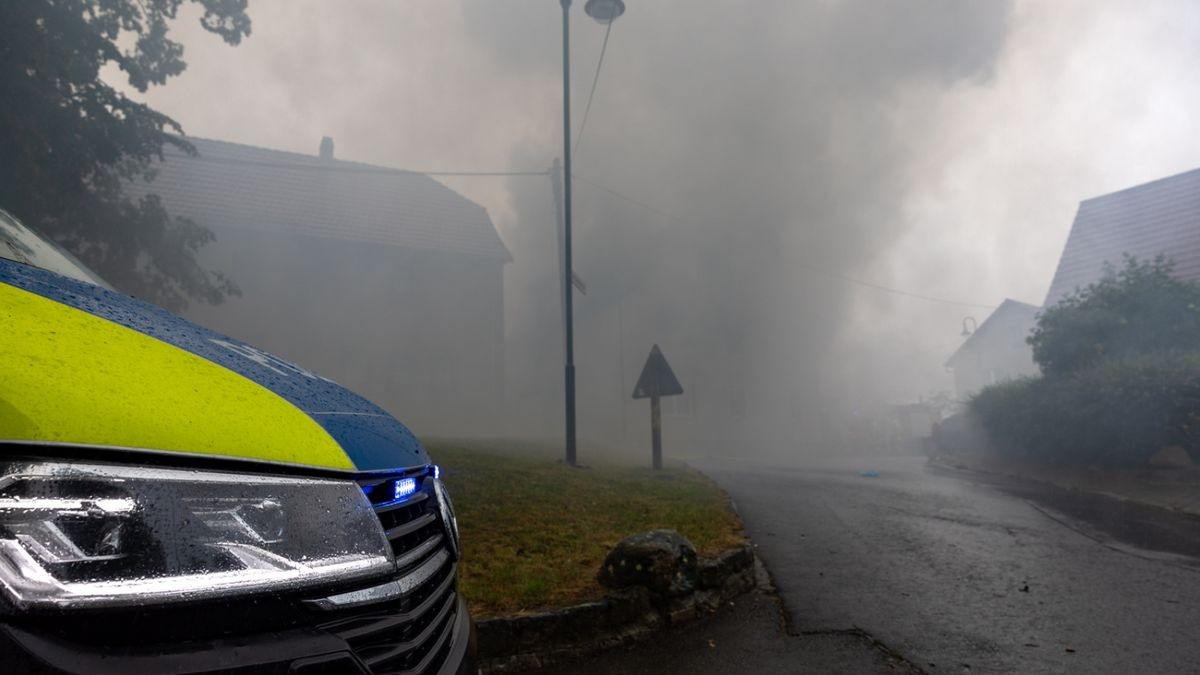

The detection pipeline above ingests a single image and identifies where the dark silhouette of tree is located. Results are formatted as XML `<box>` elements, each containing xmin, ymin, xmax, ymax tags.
<box><xmin>0</xmin><ymin>0</ymin><xmax>251</xmax><ymax>310</ymax></box>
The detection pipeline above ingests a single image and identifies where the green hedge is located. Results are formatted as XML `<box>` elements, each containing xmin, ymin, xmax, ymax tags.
<box><xmin>969</xmin><ymin>351</ymin><xmax>1200</xmax><ymax>466</ymax></box>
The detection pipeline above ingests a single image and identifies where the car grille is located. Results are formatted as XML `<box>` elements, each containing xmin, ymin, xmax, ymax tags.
<box><xmin>312</xmin><ymin>472</ymin><xmax>458</xmax><ymax>675</ymax></box>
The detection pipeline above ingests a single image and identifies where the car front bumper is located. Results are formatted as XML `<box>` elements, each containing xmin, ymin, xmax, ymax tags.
<box><xmin>0</xmin><ymin>594</ymin><xmax>475</xmax><ymax>674</ymax></box>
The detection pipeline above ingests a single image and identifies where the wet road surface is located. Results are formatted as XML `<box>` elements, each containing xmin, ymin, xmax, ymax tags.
<box><xmin>543</xmin><ymin>455</ymin><xmax>1200</xmax><ymax>674</ymax></box>
<box><xmin>537</xmin><ymin>587</ymin><xmax>913</xmax><ymax>675</ymax></box>
<box><xmin>699</xmin><ymin>455</ymin><xmax>1200</xmax><ymax>674</ymax></box>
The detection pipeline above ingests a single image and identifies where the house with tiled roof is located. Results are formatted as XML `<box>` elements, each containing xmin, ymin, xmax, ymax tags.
<box><xmin>947</xmin><ymin>167</ymin><xmax>1200</xmax><ymax>402</ymax></box>
<box><xmin>945</xmin><ymin>299</ymin><xmax>1041</xmax><ymax>400</ymax></box>
<box><xmin>125</xmin><ymin>136</ymin><xmax>511</xmax><ymax>435</ymax></box>
<box><xmin>1045</xmin><ymin>167</ymin><xmax>1200</xmax><ymax>306</ymax></box>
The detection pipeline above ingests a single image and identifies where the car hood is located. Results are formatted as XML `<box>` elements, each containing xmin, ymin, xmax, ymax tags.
<box><xmin>0</xmin><ymin>258</ymin><xmax>428</xmax><ymax>472</ymax></box>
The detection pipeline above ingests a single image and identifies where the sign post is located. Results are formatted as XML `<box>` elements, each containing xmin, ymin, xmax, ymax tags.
<box><xmin>650</xmin><ymin>394</ymin><xmax>663</xmax><ymax>470</ymax></box>
<box><xmin>632</xmin><ymin>345</ymin><xmax>683</xmax><ymax>470</ymax></box>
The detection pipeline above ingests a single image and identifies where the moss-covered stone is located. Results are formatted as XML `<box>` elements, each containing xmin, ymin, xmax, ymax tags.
<box><xmin>596</xmin><ymin>529</ymin><xmax>698</xmax><ymax>596</ymax></box>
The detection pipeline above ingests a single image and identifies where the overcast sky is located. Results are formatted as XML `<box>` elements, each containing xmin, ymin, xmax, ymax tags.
<box><xmin>108</xmin><ymin>0</ymin><xmax>1200</xmax><ymax>420</ymax></box>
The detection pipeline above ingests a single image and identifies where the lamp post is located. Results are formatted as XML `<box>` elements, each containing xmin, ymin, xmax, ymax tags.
<box><xmin>559</xmin><ymin>0</ymin><xmax>625</xmax><ymax>467</ymax></box>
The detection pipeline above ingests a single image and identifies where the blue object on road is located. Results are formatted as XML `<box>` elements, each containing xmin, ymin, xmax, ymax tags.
<box><xmin>859</xmin><ymin>470</ymin><xmax>880</xmax><ymax>478</ymax></box>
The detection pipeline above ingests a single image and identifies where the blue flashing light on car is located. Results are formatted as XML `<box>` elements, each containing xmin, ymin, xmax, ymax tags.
<box><xmin>393</xmin><ymin>477</ymin><xmax>418</xmax><ymax>501</ymax></box>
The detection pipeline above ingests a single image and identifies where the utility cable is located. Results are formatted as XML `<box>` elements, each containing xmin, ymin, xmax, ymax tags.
<box><xmin>801</xmin><ymin>268</ymin><xmax>998</xmax><ymax>310</ymax></box>
<box><xmin>158</xmin><ymin>149</ymin><xmax>995</xmax><ymax>309</ymax></box>
<box><xmin>572</xmin><ymin>172</ymin><xmax>681</xmax><ymax>221</ymax></box>
<box><xmin>572</xmin><ymin>172</ymin><xmax>997</xmax><ymax>310</ymax></box>
<box><xmin>572</xmin><ymin>10</ymin><xmax>616</xmax><ymax>161</ymax></box>
<box><xmin>162</xmin><ymin>150</ymin><xmax>548</xmax><ymax>177</ymax></box>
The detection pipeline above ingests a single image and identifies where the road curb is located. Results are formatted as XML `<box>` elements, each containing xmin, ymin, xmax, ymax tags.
<box><xmin>927</xmin><ymin>455</ymin><xmax>1132</xmax><ymax>505</ymax></box>
<box><xmin>927</xmin><ymin>454</ymin><xmax>1195</xmax><ymax>514</ymax></box>
<box><xmin>476</xmin><ymin>542</ymin><xmax>759</xmax><ymax>673</ymax></box>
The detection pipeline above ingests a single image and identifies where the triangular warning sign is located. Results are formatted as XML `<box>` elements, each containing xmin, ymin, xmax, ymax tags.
<box><xmin>632</xmin><ymin>344</ymin><xmax>683</xmax><ymax>399</ymax></box>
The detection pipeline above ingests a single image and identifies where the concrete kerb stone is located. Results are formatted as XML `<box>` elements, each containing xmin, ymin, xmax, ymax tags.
<box><xmin>477</xmin><ymin>540</ymin><xmax>759</xmax><ymax>674</ymax></box>
<box><xmin>928</xmin><ymin>452</ymin><xmax>1200</xmax><ymax>518</ymax></box>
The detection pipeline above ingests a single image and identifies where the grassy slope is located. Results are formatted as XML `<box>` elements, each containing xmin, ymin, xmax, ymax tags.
<box><xmin>428</xmin><ymin>440</ymin><xmax>744</xmax><ymax>619</ymax></box>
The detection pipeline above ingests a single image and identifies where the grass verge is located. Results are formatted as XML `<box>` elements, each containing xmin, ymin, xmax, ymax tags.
<box><xmin>427</xmin><ymin>440</ymin><xmax>745</xmax><ymax>619</ymax></box>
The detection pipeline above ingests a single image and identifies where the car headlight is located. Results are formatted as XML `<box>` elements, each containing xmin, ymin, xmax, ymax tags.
<box><xmin>0</xmin><ymin>461</ymin><xmax>393</xmax><ymax>611</ymax></box>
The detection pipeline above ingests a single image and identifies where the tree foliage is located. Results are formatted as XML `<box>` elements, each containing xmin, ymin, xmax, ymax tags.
<box><xmin>1029</xmin><ymin>256</ymin><xmax>1200</xmax><ymax>376</ymax></box>
<box><xmin>0</xmin><ymin>0</ymin><xmax>251</xmax><ymax>310</ymax></box>
<box><xmin>968</xmin><ymin>255</ymin><xmax>1200</xmax><ymax>466</ymax></box>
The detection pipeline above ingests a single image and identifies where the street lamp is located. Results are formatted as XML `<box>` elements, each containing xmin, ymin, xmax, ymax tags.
<box><xmin>559</xmin><ymin>0</ymin><xmax>625</xmax><ymax>467</ymax></box>
<box><xmin>961</xmin><ymin>316</ymin><xmax>978</xmax><ymax>337</ymax></box>
<box><xmin>584</xmin><ymin>0</ymin><xmax>625</xmax><ymax>23</ymax></box>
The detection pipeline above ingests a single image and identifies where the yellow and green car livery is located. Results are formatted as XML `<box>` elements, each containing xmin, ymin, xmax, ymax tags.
<box><xmin>0</xmin><ymin>255</ymin><xmax>429</xmax><ymax>473</ymax></box>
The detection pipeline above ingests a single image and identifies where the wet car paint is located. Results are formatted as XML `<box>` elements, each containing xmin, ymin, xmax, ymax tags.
<box><xmin>0</xmin><ymin>257</ymin><xmax>428</xmax><ymax>472</ymax></box>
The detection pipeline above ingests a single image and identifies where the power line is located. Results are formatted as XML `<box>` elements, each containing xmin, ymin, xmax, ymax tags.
<box><xmin>798</xmin><ymin>268</ymin><xmax>997</xmax><ymax>309</ymax></box>
<box><xmin>163</xmin><ymin>150</ymin><xmax>548</xmax><ymax>177</ymax></box>
<box><xmin>572</xmin><ymin>173</ymin><xmax>681</xmax><ymax>221</ymax></box>
<box><xmin>572</xmin><ymin>12</ymin><xmax>616</xmax><ymax>160</ymax></box>
<box><xmin>572</xmin><ymin>172</ymin><xmax>997</xmax><ymax>310</ymax></box>
<box><xmin>162</xmin><ymin>149</ymin><xmax>995</xmax><ymax>310</ymax></box>
<box><xmin>413</xmin><ymin>170</ymin><xmax>547</xmax><ymax>177</ymax></box>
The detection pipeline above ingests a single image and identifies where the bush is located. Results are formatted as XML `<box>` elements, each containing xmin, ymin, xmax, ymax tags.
<box><xmin>1030</xmin><ymin>256</ymin><xmax>1200</xmax><ymax>376</ymax></box>
<box><xmin>970</xmin><ymin>351</ymin><xmax>1200</xmax><ymax>466</ymax></box>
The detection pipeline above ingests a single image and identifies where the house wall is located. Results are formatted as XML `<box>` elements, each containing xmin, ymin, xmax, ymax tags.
<box><xmin>183</xmin><ymin>227</ymin><xmax>505</xmax><ymax>438</ymax></box>
<box><xmin>950</xmin><ymin>313</ymin><xmax>1039</xmax><ymax>401</ymax></box>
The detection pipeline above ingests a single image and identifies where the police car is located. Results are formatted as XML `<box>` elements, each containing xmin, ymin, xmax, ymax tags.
<box><xmin>0</xmin><ymin>208</ymin><xmax>475</xmax><ymax>674</ymax></box>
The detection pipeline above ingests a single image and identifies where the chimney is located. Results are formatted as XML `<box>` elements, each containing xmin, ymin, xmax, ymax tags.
<box><xmin>318</xmin><ymin>136</ymin><xmax>334</xmax><ymax>160</ymax></box>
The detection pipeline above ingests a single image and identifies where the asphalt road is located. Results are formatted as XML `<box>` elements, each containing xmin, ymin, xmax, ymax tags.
<box><xmin>698</xmin><ymin>455</ymin><xmax>1200</xmax><ymax>674</ymax></box>
<box><xmin>537</xmin><ymin>587</ymin><xmax>913</xmax><ymax>675</ymax></box>
<box><xmin>544</xmin><ymin>455</ymin><xmax>1200</xmax><ymax>674</ymax></box>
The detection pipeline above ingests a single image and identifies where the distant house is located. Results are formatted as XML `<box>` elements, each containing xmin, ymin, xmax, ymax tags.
<box><xmin>125</xmin><ymin>137</ymin><xmax>511</xmax><ymax>435</ymax></box>
<box><xmin>945</xmin><ymin>299</ymin><xmax>1040</xmax><ymax>400</ymax></box>
<box><xmin>1045</xmin><ymin>167</ymin><xmax>1200</xmax><ymax>306</ymax></box>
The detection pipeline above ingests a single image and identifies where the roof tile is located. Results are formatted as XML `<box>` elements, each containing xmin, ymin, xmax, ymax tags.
<box><xmin>1045</xmin><ymin>168</ymin><xmax>1200</xmax><ymax>305</ymax></box>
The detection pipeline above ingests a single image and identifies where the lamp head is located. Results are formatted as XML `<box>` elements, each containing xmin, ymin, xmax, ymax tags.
<box><xmin>584</xmin><ymin>0</ymin><xmax>625</xmax><ymax>24</ymax></box>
